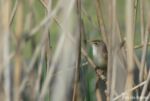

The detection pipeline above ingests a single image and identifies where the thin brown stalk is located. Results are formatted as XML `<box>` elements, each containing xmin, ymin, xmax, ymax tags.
<box><xmin>106</xmin><ymin>30</ymin><xmax>112</xmax><ymax>101</ymax></box>
<box><xmin>34</xmin><ymin>46</ymin><xmax>46</xmax><ymax>99</ymax></box>
<box><xmin>113</xmin><ymin>81</ymin><xmax>146</xmax><ymax>101</ymax></box>
<box><xmin>40</xmin><ymin>0</ymin><xmax>52</xmax><ymax>71</ymax></box>
<box><xmin>14</xmin><ymin>1</ymin><xmax>24</xmax><ymax>100</ymax></box>
<box><xmin>24</xmin><ymin>0</ymin><xmax>35</xmax><ymax>32</ymax></box>
<box><xmin>72</xmin><ymin>0</ymin><xmax>81</xmax><ymax>100</ymax></box>
<box><xmin>134</xmin><ymin>53</ymin><xmax>141</xmax><ymax>70</ymax></box>
<box><xmin>140</xmin><ymin>0</ymin><xmax>145</xmax><ymax>44</ymax></box>
<box><xmin>133</xmin><ymin>0</ymin><xmax>138</xmax><ymax>34</ymax></box>
<box><xmin>1</xmin><ymin>0</ymin><xmax>11</xmax><ymax>101</ymax></box>
<box><xmin>9</xmin><ymin>0</ymin><xmax>18</xmax><ymax>26</ymax></box>
<box><xmin>40</xmin><ymin>0</ymin><xmax>48</xmax><ymax>11</ymax></box>
<box><xmin>40</xmin><ymin>2</ymin><xmax>52</xmax><ymax>99</ymax></box>
<box><xmin>140</xmin><ymin>70</ymin><xmax>150</xmax><ymax>101</ymax></box>
<box><xmin>0</xmin><ymin>52</ymin><xmax>15</xmax><ymax>77</ymax></box>
<box><xmin>110</xmin><ymin>0</ymin><xmax>117</xmax><ymax>100</ymax></box>
<box><xmin>94</xmin><ymin>0</ymin><xmax>107</xmax><ymax>43</ymax></box>
<box><xmin>107</xmin><ymin>0</ymin><xmax>113</xmax><ymax>99</ymax></box>
<box><xmin>125</xmin><ymin>0</ymin><xmax>134</xmax><ymax>100</ymax></box>
<box><xmin>27</xmin><ymin>5</ymin><xmax>37</xmax><ymax>98</ymax></box>
<box><xmin>134</xmin><ymin>42</ymin><xmax>150</xmax><ymax>49</ymax></box>
<box><xmin>134</xmin><ymin>48</ymin><xmax>148</xmax><ymax>82</ymax></box>
<box><xmin>139</xmin><ymin>17</ymin><xmax>150</xmax><ymax>83</ymax></box>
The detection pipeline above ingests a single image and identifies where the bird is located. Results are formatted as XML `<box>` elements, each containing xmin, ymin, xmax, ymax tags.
<box><xmin>90</xmin><ymin>40</ymin><xmax>108</xmax><ymax>71</ymax></box>
<box><xmin>90</xmin><ymin>40</ymin><xmax>108</xmax><ymax>100</ymax></box>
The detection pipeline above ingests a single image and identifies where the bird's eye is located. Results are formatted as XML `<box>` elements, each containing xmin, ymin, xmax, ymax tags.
<box><xmin>94</xmin><ymin>42</ymin><xmax>98</xmax><ymax>45</ymax></box>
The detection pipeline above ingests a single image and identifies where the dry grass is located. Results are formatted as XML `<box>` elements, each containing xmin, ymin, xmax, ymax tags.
<box><xmin>0</xmin><ymin>0</ymin><xmax>150</xmax><ymax>101</ymax></box>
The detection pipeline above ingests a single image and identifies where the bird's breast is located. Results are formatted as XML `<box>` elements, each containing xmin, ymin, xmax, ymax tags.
<box><xmin>92</xmin><ymin>46</ymin><xmax>107</xmax><ymax>68</ymax></box>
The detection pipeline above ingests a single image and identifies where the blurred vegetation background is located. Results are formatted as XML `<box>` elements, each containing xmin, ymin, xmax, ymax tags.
<box><xmin>0</xmin><ymin>0</ymin><xmax>150</xmax><ymax>101</ymax></box>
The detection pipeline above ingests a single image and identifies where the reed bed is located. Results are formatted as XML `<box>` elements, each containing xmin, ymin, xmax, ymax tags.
<box><xmin>0</xmin><ymin>0</ymin><xmax>150</xmax><ymax>101</ymax></box>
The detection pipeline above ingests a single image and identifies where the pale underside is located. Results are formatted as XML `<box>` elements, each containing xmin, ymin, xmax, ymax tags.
<box><xmin>92</xmin><ymin>45</ymin><xmax>107</xmax><ymax>69</ymax></box>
